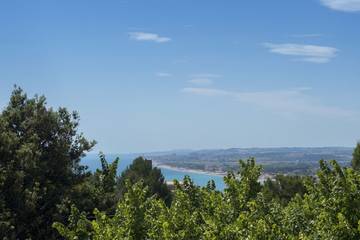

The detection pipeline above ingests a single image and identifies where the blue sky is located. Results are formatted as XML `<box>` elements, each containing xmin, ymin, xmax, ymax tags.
<box><xmin>0</xmin><ymin>0</ymin><xmax>359</xmax><ymax>153</ymax></box>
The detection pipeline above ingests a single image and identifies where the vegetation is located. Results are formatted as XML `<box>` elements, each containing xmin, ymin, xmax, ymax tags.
<box><xmin>351</xmin><ymin>142</ymin><xmax>360</xmax><ymax>170</ymax></box>
<box><xmin>262</xmin><ymin>174</ymin><xmax>311</xmax><ymax>205</ymax></box>
<box><xmin>0</xmin><ymin>87</ymin><xmax>95</xmax><ymax>239</ymax></box>
<box><xmin>1</xmin><ymin>88</ymin><xmax>360</xmax><ymax>239</ymax></box>
<box><xmin>0</xmin><ymin>88</ymin><xmax>169</xmax><ymax>239</ymax></box>
<box><xmin>69</xmin><ymin>153</ymin><xmax>121</xmax><ymax>216</ymax></box>
<box><xmin>117</xmin><ymin>156</ymin><xmax>172</xmax><ymax>205</ymax></box>
<box><xmin>54</xmin><ymin>158</ymin><xmax>360</xmax><ymax>240</ymax></box>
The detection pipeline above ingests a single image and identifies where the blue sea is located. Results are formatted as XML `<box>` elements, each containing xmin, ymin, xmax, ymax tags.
<box><xmin>82</xmin><ymin>154</ymin><xmax>226</xmax><ymax>191</ymax></box>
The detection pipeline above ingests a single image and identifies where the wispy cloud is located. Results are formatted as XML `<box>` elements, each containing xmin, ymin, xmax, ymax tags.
<box><xmin>263</xmin><ymin>43</ymin><xmax>338</xmax><ymax>63</ymax></box>
<box><xmin>129</xmin><ymin>32</ymin><xmax>171</xmax><ymax>43</ymax></box>
<box><xmin>291</xmin><ymin>34</ymin><xmax>323</xmax><ymax>38</ymax></box>
<box><xmin>187</xmin><ymin>73</ymin><xmax>221</xmax><ymax>86</ymax></box>
<box><xmin>182</xmin><ymin>87</ymin><xmax>230</xmax><ymax>97</ymax></box>
<box><xmin>188</xmin><ymin>78</ymin><xmax>213</xmax><ymax>86</ymax></box>
<box><xmin>320</xmin><ymin>0</ymin><xmax>360</xmax><ymax>12</ymax></box>
<box><xmin>190</xmin><ymin>73</ymin><xmax>222</xmax><ymax>78</ymax></box>
<box><xmin>182</xmin><ymin>87</ymin><xmax>354</xmax><ymax>117</ymax></box>
<box><xmin>188</xmin><ymin>73</ymin><xmax>222</xmax><ymax>86</ymax></box>
<box><xmin>156</xmin><ymin>72</ymin><xmax>172</xmax><ymax>77</ymax></box>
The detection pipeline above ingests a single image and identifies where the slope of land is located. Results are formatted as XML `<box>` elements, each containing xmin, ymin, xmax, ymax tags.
<box><xmin>143</xmin><ymin>147</ymin><xmax>353</xmax><ymax>175</ymax></box>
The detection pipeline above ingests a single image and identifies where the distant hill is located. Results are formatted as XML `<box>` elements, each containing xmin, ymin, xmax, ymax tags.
<box><xmin>142</xmin><ymin>147</ymin><xmax>353</xmax><ymax>175</ymax></box>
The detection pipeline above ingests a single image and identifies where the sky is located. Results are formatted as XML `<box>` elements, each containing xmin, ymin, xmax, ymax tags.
<box><xmin>0</xmin><ymin>0</ymin><xmax>359</xmax><ymax>153</ymax></box>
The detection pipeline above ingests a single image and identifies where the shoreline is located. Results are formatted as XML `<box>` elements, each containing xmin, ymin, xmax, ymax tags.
<box><xmin>153</xmin><ymin>161</ymin><xmax>273</xmax><ymax>182</ymax></box>
<box><xmin>153</xmin><ymin>162</ymin><xmax>227</xmax><ymax>177</ymax></box>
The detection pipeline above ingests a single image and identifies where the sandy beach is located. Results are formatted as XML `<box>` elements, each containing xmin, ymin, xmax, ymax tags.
<box><xmin>153</xmin><ymin>161</ymin><xmax>273</xmax><ymax>183</ymax></box>
<box><xmin>153</xmin><ymin>161</ymin><xmax>227</xmax><ymax>177</ymax></box>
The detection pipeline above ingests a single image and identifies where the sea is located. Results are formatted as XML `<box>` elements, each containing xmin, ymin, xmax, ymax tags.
<box><xmin>82</xmin><ymin>153</ymin><xmax>226</xmax><ymax>191</ymax></box>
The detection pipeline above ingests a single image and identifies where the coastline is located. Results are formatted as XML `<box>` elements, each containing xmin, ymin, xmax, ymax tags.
<box><xmin>153</xmin><ymin>161</ymin><xmax>273</xmax><ymax>183</ymax></box>
<box><xmin>153</xmin><ymin>162</ymin><xmax>227</xmax><ymax>177</ymax></box>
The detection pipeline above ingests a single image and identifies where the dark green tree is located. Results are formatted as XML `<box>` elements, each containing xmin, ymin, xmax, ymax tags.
<box><xmin>0</xmin><ymin>87</ymin><xmax>95</xmax><ymax>239</ymax></box>
<box><xmin>69</xmin><ymin>153</ymin><xmax>120</xmax><ymax>216</ymax></box>
<box><xmin>262</xmin><ymin>174</ymin><xmax>311</xmax><ymax>205</ymax></box>
<box><xmin>117</xmin><ymin>157</ymin><xmax>171</xmax><ymax>205</ymax></box>
<box><xmin>351</xmin><ymin>142</ymin><xmax>360</xmax><ymax>170</ymax></box>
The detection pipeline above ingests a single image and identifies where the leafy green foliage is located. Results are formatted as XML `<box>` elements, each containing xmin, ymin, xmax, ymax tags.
<box><xmin>3</xmin><ymin>87</ymin><xmax>360</xmax><ymax>239</ymax></box>
<box><xmin>262</xmin><ymin>174</ymin><xmax>311</xmax><ymax>205</ymax></box>
<box><xmin>69</xmin><ymin>153</ymin><xmax>120</xmax><ymax>216</ymax></box>
<box><xmin>284</xmin><ymin>160</ymin><xmax>360</xmax><ymax>239</ymax></box>
<box><xmin>52</xmin><ymin>205</ymin><xmax>92</xmax><ymax>240</ymax></box>
<box><xmin>351</xmin><ymin>142</ymin><xmax>360</xmax><ymax>170</ymax></box>
<box><xmin>54</xmin><ymin>181</ymin><xmax>150</xmax><ymax>240</ymax></box>
<box><xmin>56</xmin><ymin>157</ymin><xmax>360</xmax><ymax>240</ymax></box>
<box><xmin>0</xmin><ymin>87</ymin><xmax>95</xmax><ymax>239</ymax></box>
<box><xmin>117</xmin><ymin>156</ymin><xmax>171</xmax><ymax>205</ymax></box>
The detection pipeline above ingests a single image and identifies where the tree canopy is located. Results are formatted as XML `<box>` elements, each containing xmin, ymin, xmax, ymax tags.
<box><xmin>0</xmin><ymin>87</ymin><xmax>95</xmax><ymax>239</ymax></box>
<box><xmin>55</xmin><ymin>159</ymin><xmax>360</xmax><ymax>240</ymax></box>
<box><xmin>351</xmin><ymin>142</ymin><xmax>360</xmax><ymax>170</ymax></box>
<box><xmin>262</xmin><ymin>174</ymin><xmax>311</xmax><ymax>205</ymax></box>
<box><xmin>1</xmin><ymin>87</ymin><xmax>360</xmax><ymax>240</ymax></box>
<box><xmin>117</xmin><ymin>156</ymin><xmax>171</xmax><ymax>205</ymax></box>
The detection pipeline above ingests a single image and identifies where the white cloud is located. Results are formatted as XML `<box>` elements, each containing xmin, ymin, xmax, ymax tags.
<box><xmin>187</xmin><ymin>73</ymin><xmax>221</xmax><ymax>86</ymax></box>
<box><xmin>320</xmin><ymin>0</ymin><xmax>360</xmax><ymax>12</ymax></box>
<box><xmin>156</xmin><ymin>72</ymin><xmax>172</xmax><ymax>77</ymax></box>
<box><xmin>182</xmin><ymin>88</ymin><xmax>230</xmax><ymax>97</ymax></box>
<box><xmin>263</xmin><ymin>43</ymin><xmax>338</xmax><ymax>63</ymax></box>
<box><xmin>190</xmin><ymin>73</ymin><xmax>222</xmax><ymax>78</ymax></box>
<box><xmin>182</xmin><ymin>87</ymin><xmax>354</xmax><ymax>117</ymax></box>
<box><xmin>188</xmin><ymin>78</ymin><xmax>213</xmax><ymax>86</ymax></box>
<box><xmin>291</xmin><ymin>34</ymin><xmax>323</xmax><ymax>38</ymax></box>
<box><xmin>129</xmin><ymin>32</ymin><xmax>171</xmax><ymax>43</ymax></box>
